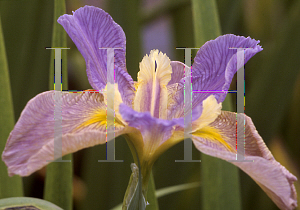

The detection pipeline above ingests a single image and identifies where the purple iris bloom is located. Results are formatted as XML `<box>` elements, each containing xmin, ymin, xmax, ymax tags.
<box><xmin>2</xmin><ymin>6</ymin><xmax>297</xmax><ymax>210</ymax></box>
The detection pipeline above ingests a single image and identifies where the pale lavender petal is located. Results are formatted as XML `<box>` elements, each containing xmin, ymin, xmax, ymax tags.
<box><xmin>192</xmin><ymin>34</ymin><xmax>263</xmax><ymax>105</ymax></box>
<box><xmin>58</xmin><ymin>6</ymin><xmax>135</xmax><ymax>105</ymax></box>
<box><xmin>192</xmin><ymin>111</ymin><xmax>297</xmax><ymax>210</ymax></box>
<box><xmin>2</xmin><ymin>91</ymin><xmax>127</xmax><ymax>176</ymax></box>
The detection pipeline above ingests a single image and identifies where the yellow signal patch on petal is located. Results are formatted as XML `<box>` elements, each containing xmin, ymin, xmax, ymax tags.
<box><xmin>192</xmin><ymin>95</ymin><xmax>222</xmax><ymax>132</ymax></box>
<box><xmin>191</xmin><ymin>95</ymin><xmax>234</xmax><ymax>152</ymax></box>
<box><xmin>79</xmin><ymin>108</ymin><xmax>125</xmax><ymax>129</ymax></box>
<box><xmin>76</xmin><ymin>83</ymin><xmax>125</xmax><ymax>131</ymax></box>
<box><xmin>134</xmin><ymin>50</ymin><xmax>172</xmax><ymax>119</ymax></box>
<box><xmin>192</xmin><ymin>126</ymin><xmax>234</xmax><ymax>152</ymax></box>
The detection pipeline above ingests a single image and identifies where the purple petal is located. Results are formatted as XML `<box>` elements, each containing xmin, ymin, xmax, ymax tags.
<box><xmin>2</xmin><ymin>91</ymin><xmax>127</xmax><ymax>176</ymax></box>
<box><xmin>168</xmin><ymin>61</ymin><xmax>187</xmax><ymax>85</ymax></box>
<box><xmin>119</xmin><ymin>103</ymin><xmax>201</xmax><ymax>165</ymax></box>
<box><xmin>120</xmin><ymin>103</ymin><xmax>178</xmax><ymax>146</ymax></box>
<box><xmin>167</xmin><ymin>77</ymin><xmax>202</xmax><ymax>121</ymax></box>
<box><xmin>192</xmin><ymin>34</ymin><xmax>263</xmax><ymax>105</ymax></box>
<box><xmin>58</xmin><ymin>6</ymin><xmax>135</xmax><ymax>105</ymax></box>
<box><xmin>115</xmin><ymin>68</ymin><xmax>136</xmax><ymax>106</ymax></box>
<box><xmin>192</xmin><ymin>111</ymin><xmax>297</xmax><ymax>210</ymax></box>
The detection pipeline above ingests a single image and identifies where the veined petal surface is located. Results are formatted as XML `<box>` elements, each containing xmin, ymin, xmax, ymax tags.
<box><xmin>58</xmin><ymin>6</ymin><xmax>135</xmax><ymax>105</ymax></box>
<box><xmin>192</xmin><ymin>34</ymin><xmax>263</xmax><ymax>106</ymax></box>
<box><xmin>134</xmin><ymin>50</ymin><xmax>172</xmax><ymax>119</ymax></box>
<box><xmin>2</xmin><ymin>91</ymin><xmax>127</xmax><ymax>176</ymax></box>
<box><xmin>119</xmin><ymin>103</ymin><xmax>185</xmax><ymax>163</ymax></box>
<box><xmin>192</xmin><ymin>111</ymin><xmax>297</xmax><ymax>210</ymax></box>
<box><xmin>168</xmin><ymin>61</ymin><xmax>186</xmax><ymax>85</ymax></box>
<box><xmin>166</xmin><ymin>61</ymin><xmax>197</xmax><ymax>120</ymax></box>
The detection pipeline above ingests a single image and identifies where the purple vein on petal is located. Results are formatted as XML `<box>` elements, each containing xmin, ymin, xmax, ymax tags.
<box><xmin>58</xmin><ymin>6</ymin><xmax>135</xmax><ymax>106</ymax></box>
<box><xmin>191</xmin><ymin>34</ymin><xmax>263</xmax><ymax>106</ymax></box>
<box><xmin>192</xmin><ymin>111</ymin><xmax>297</xmax><ymax>210</ymax></box>
<box><xmin>2</xmin><ymin>91</ymin><xmax>127</xmax><ymax>176</ymax></box>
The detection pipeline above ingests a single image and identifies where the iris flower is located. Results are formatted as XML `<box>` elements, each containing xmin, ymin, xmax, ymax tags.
<box><xmin>2</xmin><ymin>5</ymin><xmax>297</xmax><ymax>210</ymax></box>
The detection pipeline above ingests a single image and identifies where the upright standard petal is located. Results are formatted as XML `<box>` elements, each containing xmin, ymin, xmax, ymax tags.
<box><xmin>168</xmin><ymin>61</ymin><xmax>186</xmax><ymax>86</ymax></box>
<box><xmin>192</xmin><ymin>34</ymin><xmax>263</xmax><ymax>105</ymax></box>
<box><xmin>192</xmin><ymin>111</ymin><xmax>297</xmax><ymax>210</ymax></box>
<box><xmin>2</xmin><ymin>91</ymin><xmax>128</xmax><ymax>176</ymax></box>
<box><xmin>167</xmin><ymin>61</ymin><xmax>191</xmax><ymax>119</ymax></box>
<box><xmin>58</xmin><ymin>6</ymin><xmax>135</xmax><ymax>105</ymax></box>
<box><xmin>134</xmin><ymin>50</ymin><xmax>172</xmax><ymax>119</ymax></box>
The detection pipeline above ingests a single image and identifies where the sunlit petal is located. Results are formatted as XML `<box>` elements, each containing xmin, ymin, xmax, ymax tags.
<box><xmin>192</xmin><ymin>111</ymin><xmax>297</xmax><ymax>210</ymax></box>
<box><xmin>2</xmin><ymin>91</ymin><xmax>127</xmax><ymax>176</ymax></box>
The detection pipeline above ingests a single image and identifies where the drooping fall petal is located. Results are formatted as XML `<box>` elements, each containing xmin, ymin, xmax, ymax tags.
<box><xmin>192</xmin><ymin>111</ymin><xmax>297</xmax><ymax>210</ymax></box>
<box><xmin>2</xmin><ymin>91</ymin><xmax>128</xmax><ymax>176</ymax></box>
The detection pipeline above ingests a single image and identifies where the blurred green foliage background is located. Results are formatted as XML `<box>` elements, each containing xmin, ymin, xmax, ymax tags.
<box><xmin>0</xmin><ymin>0</ymin><xmax>299</xmax><ymax>209</ymax></box>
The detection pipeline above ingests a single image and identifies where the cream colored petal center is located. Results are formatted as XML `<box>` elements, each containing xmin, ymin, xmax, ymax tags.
<box><xmin>192</xmin><ymin>95</ymin><xmax>222</xmax><ymax>132</ymax></box>
<box><xmin>133</xmin><ymin>50</ymin><xmax>172</xmax><ymax>119</ymax></box>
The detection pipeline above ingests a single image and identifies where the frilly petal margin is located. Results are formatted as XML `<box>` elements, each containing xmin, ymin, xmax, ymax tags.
<box><xmin>2</xmin><ymin>91</ymin><xmax>128</xmax><ymax>177</ymax></box>
<box><xmin>58</xmin><ymin>6</ymin><xmax>135</xmax><ymax>106</ymax></box>
<box><xmin>192</xmin><ymin>111</ymin><xmax>297</xmax><ymax>210</ymax></box>
<box><xmin>192</xmin><ymin>34</ymin><xmax>263</xmax><ymax>106</ymax></box>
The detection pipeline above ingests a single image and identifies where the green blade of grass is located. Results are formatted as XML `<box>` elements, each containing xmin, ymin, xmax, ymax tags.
<box><xmin>191</xmin><ymin>0</ymin><xmax>241</xmax><ymax>209</ymax></box>
<box><xmin>0</xmin><ymin>14</ymin><xmax>24</xmax><ymax>199</ymax></box>
<box><xmin>0</xmin><ymin>197</ymin><xmax>62</xmax><ymax>210</ymax></box>
<box><xmin>43</xmin><ymin>1</ymin><xmax>73</xmax><ymax>210</ymax></box>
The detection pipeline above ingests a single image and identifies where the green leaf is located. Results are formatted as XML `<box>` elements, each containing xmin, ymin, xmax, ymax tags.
<box><xmin>112</xmin><ymin>181</ymin><xmax>200</xmax><ymax>210</ymax></box>
<box><xmin>0</xmin><ymin>0</ymin><xmax>53</xmax><ymax>120</ymax></box>
<box><xmin>122</xmin><ymin>164</ymin><xmax>147</xmax><ymax>210</ymax></box>
<box><xmin>108</xmin><ymin>0</ymin><xmax>142</xmax><ymax>81</ymax></box>
<box><xmin>43</xmin><ymin>1</ymin><xmax>72</xmax><ymax>210</ymax></box>
<box><xmin>191</xmin><ymin>0</ymin><xmax>241</xmax><ymax>209</ymax></box>
<box><xmin>122</xmin><ymin>140</ymin><xmax>147</xmax><ymax>210</ymax></box>
<box><xmin>0</xmin><ymin>14</ymin><xmax>23</xmax><ymax>199</ymax></box>
<box><xmin>155</xmin><ymin>182</ymin><xmax>200</xmax><ymax>198</ymax></box>
<box><xmin>0</xmin><ymin>197</ymin><xmax>62</xmax><ymax>210</ymax></box>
